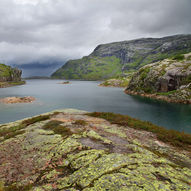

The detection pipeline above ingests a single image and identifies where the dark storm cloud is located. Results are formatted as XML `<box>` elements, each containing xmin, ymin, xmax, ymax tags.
<box><xmin>0</xmin><ymin>0</ymin><xmax>190</xmax><ymax>74</ymax></box>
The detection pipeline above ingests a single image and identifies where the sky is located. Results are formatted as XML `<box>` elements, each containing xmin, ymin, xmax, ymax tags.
<box><xmin>0</xmin><ymin>0</ymin><xmax>191</xmax><ymax>77</ymax></box>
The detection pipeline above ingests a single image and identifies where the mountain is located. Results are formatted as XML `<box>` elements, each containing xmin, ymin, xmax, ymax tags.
<box><xmin>51</xmin><ymin>34</ymin><xmax>191</xmax><ymax>80</ymax></box>
<box><xmin>125</xmin><ymin>52</ymin><xmax>191</xmax><ymax>104</ymax></box>
<box><xmin>0</xmin><ymin>63</ymin><xmax>24</xmax><ymax>88</ymax></box>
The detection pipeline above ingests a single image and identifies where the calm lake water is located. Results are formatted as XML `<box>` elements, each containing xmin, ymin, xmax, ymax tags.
<box><xmin>0</xmin><ymin>80</ymin><xmax>191</xmax><ymax>133</ymax></box>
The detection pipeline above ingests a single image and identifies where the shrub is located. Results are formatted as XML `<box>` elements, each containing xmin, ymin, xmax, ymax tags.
<box><xmin>74</xmin><ymin>120</ymin><xmax>87</xmax><ymax>126</ymax></box>
<box><xmin>87</xmin><ymin>112</ymin><xmax>191</xmax><ymax>150</ymax></box>
<box><xmin>172</xmin><ymin>54</ymin><xmax>184</xmax><ymax>61</ymax></box>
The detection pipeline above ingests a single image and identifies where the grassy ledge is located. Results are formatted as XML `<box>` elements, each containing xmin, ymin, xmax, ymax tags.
<box><xmin>87</xmin><ymin>112</ymin><xmax>191</xmax><ymax>150</ymax></box>
<box><xmin>0</xmin><ymin>81</ymin><xmax>25</xmax><ymax>88</ymax></box>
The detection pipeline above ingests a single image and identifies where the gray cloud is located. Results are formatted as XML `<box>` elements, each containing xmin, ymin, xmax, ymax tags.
<box><xmin>0</xmin><ymin>0</ymin><xmax>191</xmax><ymax>76</ymax></box>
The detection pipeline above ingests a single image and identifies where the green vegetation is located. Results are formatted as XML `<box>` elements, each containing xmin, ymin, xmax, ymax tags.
<box><xmin>73</xmin><ymin>119</ymin><xmax>87</xmax><ymax>126</ymax></box>
<box><xmin>52</xmin><ymin>56</ymin><xmax>122</xmax><ymax>80</ymax></box>
<box><xmin>0</xmin><ymin>124</ymin><xmax>25</xmax><ymax>140</ymax></box>
<box><xmin>22</xmin><ymin>114</ymin><xmax>51</xmax><ymax>126</ymax></box>
<box><xmin>0</xmin><ymin>113</ymin><xmax>57</xmax><ymax>141</ymax></box>
<box><xmin>140</xmin><ymin>67</ymin><xmax>150</xmax><ymax>80</ymax></box>
<box><xmin>100</xmin><ymin>71</ymin><xmax>134</xmax><ymax>87</ymax></box>
<box><xmin>172</xmin><ymin>54</ymin><xmax>185</xmax><ymax>61</ymax></box>
<box><xmin>42</xmin><ymin>120</ymin><xmax>73</xmax><ymax>138</ymax></box>
<box><xmin>100</xmin><ymin>77</ymin><xmax>130</xmax><ymax>87</ymax></box>
<box><xmin>87</xmin><ymin>112</ymin><xmax>191</xmax><ymax>150</ymax></box>
<box><xmin>0</xmin><ymin>64</ymin><xmax>12</xmax><ymax>78</ymax></box>
<box><xmin>126</xmin><ymin>52</ymin><xmax>191</xmax><ymax>103</ymax></box>
<box><xmin>3</xmin><ymin>184</ymin><xmax>33</xmax><ymax>191</ymax></box>
<box><xmin>157</xmin><ymin>90</ymin><xmax>177</xmax><ymax>96</ymax></box>
<box><xmin>0</xmin><ymin>63</ymin><xmax>24</xmax><ymax>88</ymax></box>
<box><xmin>52</xmin><ymin>35</ymin><xmax>191</xmax><ymax>80</ymax></box>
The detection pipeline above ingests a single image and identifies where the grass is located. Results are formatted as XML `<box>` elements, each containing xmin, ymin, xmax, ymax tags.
<box><xmin>156</xmin><ymin>90</ymin><xmax>177</xmax><ymax>96</ymax></box>
<box><xmin>0</xmin><ymin>63</ymin><xmax>12</xmax><ymax>77</ymax></box>
<box><xmin>87</xmin><ymin>112</ymin><xmax>191</xmax><ymax>150</ymax></box>
<box><xmin>0</xmin><ymin>113</ymin><xmax>58</xmax><ymax>140</ymax></box>
<box><xmin>3</xmin><ymin>183</ymin><xmax>33</xmax><ymax>191</ymax></box>
<box><xmin>73</xmin><ymin>120</ymin><xmax>87</xmax><ymax>126</ymax></box>
<box><xmin>22</xmin><ymin>115</ymin><xmax>50</xmax><ymax>126</ymax></box>
<box><xmin>52</xmin><ymin>56</ymin><xmax>122</xmax><ymax>80</ymax></box>
<box><xmin>0</xmin><ymin>124</ymin><xmax>25</xmax><ymax>140</ymax></box>
<box><xmin>42</xmin><ymin>120</ymin><xmax>73</xmax><ymax>138</ymax></box>
<box><xmin>172</xmin><ymin>54</ymin><xmax>184</xmax><ymax>61</ymax></box>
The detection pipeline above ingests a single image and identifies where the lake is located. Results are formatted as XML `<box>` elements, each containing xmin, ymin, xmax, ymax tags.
<box><xmin>0</xmin><ymin>79</ymin><xmax>191</xmax><ymax>133</ymax></box>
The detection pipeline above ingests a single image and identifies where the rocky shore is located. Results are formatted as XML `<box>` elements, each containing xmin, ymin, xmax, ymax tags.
<box><xmin>0</xmin><ymin>81</ymin><xmax>25</xmax><ymax>88</ymax></box>
<box><xmin>0</xmin><ymin>96</ymin><xmax>35</xmax><ymax>104</ymax></box>
<box><xmin>125</xmin><ymin>90</ymin><xmax>191</xmax><ymax>104</ymax></box>
<box><xmin>0</xmin><ymin>109</ymin><xmax>190</xmax><ymax>190</ymax></box>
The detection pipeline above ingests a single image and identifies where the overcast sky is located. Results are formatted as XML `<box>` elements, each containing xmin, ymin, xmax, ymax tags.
<box><xmin>0</xmin><ymin>0</ymin><xmax>191</xmax><ymax>76</ymax></box>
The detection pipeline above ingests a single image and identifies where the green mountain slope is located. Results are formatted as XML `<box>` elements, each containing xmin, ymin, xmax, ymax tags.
<box><xmin>52</xmin><ymin>34</ymin><xmax>191</xmax><ymax>80</ymax></box>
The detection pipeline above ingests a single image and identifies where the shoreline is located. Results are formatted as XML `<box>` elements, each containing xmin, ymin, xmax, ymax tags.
<box><xmin>125</xmin><ymin>90</ymin><xmax>191</xmax><ymax>104</ymax></box>
<box><xmin>0</xmin><ymin>81</ymin><xmax>26</xmax><ymax>88</ymax></box>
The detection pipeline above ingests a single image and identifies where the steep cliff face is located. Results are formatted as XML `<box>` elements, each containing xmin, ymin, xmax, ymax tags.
<box><xmin>0</xmin><ymin>63</ymin><xmax>22</xmax><ymax>82</ymax></box>
<box><xmin>126</xmin><ymin>53</ymin><xmax>191</xmax><ymax>103</ymax></box>
<box><xmin>52</xmin><ymin>34</ymin><xmax>191</xmax><ymax>80</ymax></box>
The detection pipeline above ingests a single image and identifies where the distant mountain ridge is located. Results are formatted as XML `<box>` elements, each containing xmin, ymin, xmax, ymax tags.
<box><xmin>52</xmin><ymin>34</ymin><xmax>191</xmax><ymax>80</ymax></box>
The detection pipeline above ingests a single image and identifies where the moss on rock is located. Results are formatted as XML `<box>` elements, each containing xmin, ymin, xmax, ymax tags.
<box><xmin>0</xmin><ymin>109</ymin><xmax>191</xmax><ymax>191</ymax></box>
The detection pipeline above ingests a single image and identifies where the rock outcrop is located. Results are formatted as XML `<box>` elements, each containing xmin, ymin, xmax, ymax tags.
<box><xmin>0</xmin><ymin>96</ymin><xmax>35</xmax><ymax>104</ymax></box>
<box><xmin>0</xmin><ymin>109</ymin><xmax>191</xmax><ymax>190</ymax></box>
<box><xmin>0</xmin><ymin>63</ymin><xmax>24</xmax><ymax>88</ymax></box>
<box><xmin>125</xmin><ymin>53</ymin><xmax>191</xmax><ymax>104</ymax></box>
<box><xmin>52</xmin><ymin>34</ymin><xmax>191</xmax><ymax>80</ymax></box>
<box><xmin>0</xmin><ymin>64</ymin><xmax>22</xmax><ymax>82</ymax></box>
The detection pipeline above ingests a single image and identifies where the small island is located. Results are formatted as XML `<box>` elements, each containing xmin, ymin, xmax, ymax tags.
<box><xmin>59</xmin><ymin>81</ymin><xmax>70</xmax><ymax>84</ymax></box>
<box><xmin>0</xmin><ymin>96</ymin><xmax>35</xmax><ymax>104</ymax></box>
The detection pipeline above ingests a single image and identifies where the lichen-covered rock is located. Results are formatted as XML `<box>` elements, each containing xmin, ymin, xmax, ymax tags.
<box><xmin>99</xmin><ymin>75</ymin><xmax>132</xmax><ymax>88</ymax></box>
<box><xmin>126</xmin><ymin>52</ymin><xmax>191</xmax><ymax>104</ymax></box>
<box><xmin>0</xmin><ymin>109</ymin><xmax>190</xmax><ymax>190</ymax></box>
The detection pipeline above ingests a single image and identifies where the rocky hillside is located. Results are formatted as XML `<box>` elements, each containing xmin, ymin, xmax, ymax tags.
<box><xmin>0</xmin><ymin>63</ymin><xmax>24</xmax><ymax>88</ymax></box>
<box><xmin>52</xmin><ymin>34</ymin><xmax>191</xmax><ymax>80</ymax></box>
<box><xmin>0</xmin><ymin>109</ymin><xmax>191</xmax><ymax>191</ymax></box>
<box><xmin>126</xmin><ymin>53</ymin><xmax>191</xmax><ymax>104</ymax></box>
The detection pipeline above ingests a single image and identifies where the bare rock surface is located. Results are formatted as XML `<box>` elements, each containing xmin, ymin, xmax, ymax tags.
<box><xmin>0</xmin><ymin>96</ymin><xmax>35</xmax><ymax>104</ymax></box>
<box><xmin>0</xmin><ymin>109</ymin><xmax>190</xmax><ymax>190</ymax></box>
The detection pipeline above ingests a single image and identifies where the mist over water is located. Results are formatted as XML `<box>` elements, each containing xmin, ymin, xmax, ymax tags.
<box><xmin>0</xmin><ymin>80</ymin><xmax>190</xmax><ymax>133</ymax></box>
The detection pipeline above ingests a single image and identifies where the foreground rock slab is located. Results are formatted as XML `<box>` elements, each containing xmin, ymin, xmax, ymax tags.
<box><xmin>0</xmin><ymin>96</ymin><xmax>35</xmax><ymax>104</ymax></box>
<box><xmin>0</xmin><ymin>109</ymin><xmax>190</xmax><ymax>191</ymax></box>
